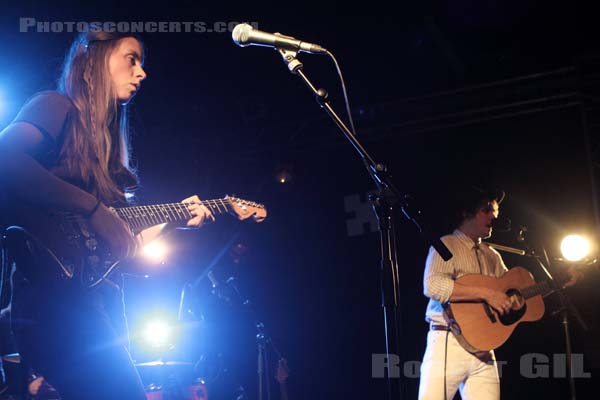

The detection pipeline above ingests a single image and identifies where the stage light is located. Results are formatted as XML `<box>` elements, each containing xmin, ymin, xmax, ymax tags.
<box><xmin>142</xmin><ymin>240</ymin><xmax>168</xmax><ymax>262</ymax></box>
<box><xmin>143</xmin><ymin>319</ymin><xmax>172</xmax><ymax>348</ymax></box>
<box><xmin>274</xmin><ymin>164</ymin><xmax>293</xmax><ymax>184</ymax></box>
<box><xmin>560</xmin><ymin>234</ymin><xmax>590</xmax><ymax>262</ymax></box>
<box><xmin>276</xmin><ymin>170</ymin><xmax>292</xmax><ymax>184</ymax></box>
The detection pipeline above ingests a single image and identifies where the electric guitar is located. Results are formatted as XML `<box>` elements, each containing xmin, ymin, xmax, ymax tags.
<box><xmin>443</xmin><ymin>266</ymin><xmax>578</xmax><ymax>352</ymax></box>
<box><xmin>2</xmin><ymin>196</ymin><xmax>266</xmax><ymax>288</ymax></box>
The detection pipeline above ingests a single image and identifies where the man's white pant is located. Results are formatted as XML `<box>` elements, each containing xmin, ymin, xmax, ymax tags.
<box><xmin>418</xmin><ymin>330</ymin><xmax>500</xmax><ymax>400</ymax></box>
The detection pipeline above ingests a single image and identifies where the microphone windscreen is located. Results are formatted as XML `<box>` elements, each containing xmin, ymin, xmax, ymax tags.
<box><xmin>232</xmin><ymin>23</ymin><xmax>252</xmax><ymax>45</ymax></box>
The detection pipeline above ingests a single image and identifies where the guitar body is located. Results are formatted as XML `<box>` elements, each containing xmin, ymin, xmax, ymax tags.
<box><xmin>443</xmin><ymin>267</ymin><xmax>545</xmax><ymax>352</ymax></box>
<box><xmin>2</xmin><ymin>203</ymin><xmax>118</xmax><ymax>288</ymax></box>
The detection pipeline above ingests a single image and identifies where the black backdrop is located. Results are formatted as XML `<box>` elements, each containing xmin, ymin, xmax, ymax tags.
<box><xmin>1</xmin><ymin>3</ymin><xmax>599</xmax><ymax>399</ymax></box>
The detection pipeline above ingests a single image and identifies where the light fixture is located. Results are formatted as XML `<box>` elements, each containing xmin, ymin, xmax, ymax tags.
<box><xmin>560</xmin><ymin>234</ymin><xmax>591</xmax><ymax>262</ymax></box>
<box><xmin>143</xmin><ymin>320</ymin><xmax>171</xmax><ymax>348</ymax></box>
<box><xmin>275</xmin><ymin>164</ymin><xmax>293</xmax><ymax>184</ymax></box>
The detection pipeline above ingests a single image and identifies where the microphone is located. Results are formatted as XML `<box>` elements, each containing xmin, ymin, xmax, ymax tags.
<box><xmin>232</xmin><ymin>23</ymin><xmax>327</xmax><ymax>54</ymax></box>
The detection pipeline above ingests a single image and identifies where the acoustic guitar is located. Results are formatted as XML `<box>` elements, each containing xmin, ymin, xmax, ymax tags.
<box><xmin>443</xmin><ymin>266</ymin><xmax>575</xmax><ymax>352</ymax></box>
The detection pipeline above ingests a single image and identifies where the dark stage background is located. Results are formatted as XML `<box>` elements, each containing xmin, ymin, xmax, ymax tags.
<box><xmin>1</xmin><ymin>3</ymin><xmax>599</xmax><ymax>399</ymax></box>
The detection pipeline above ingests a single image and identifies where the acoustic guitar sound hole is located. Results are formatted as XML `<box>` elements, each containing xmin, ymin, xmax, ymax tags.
<box><xmin>498</xmin><ymin>288</ymin><xmax>526</xmax><ymax>325</ymax></box>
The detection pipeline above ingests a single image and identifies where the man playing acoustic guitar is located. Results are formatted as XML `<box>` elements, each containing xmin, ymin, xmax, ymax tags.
<box><xmin>418</xmin><ymin>187</ymin><xmax>578</xmax><ymax>400</ymax></box>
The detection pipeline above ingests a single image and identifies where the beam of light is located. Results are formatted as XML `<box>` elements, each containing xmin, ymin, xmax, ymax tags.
<box><xmin>142</xmin><ymin>240</ymin><xmax>168</xmax><ymax>262</ymax></box>
<box><xmin>142</xmin><ymin>319</ymin><xmax>172</xmax><ymax>348</ymax></box>
<box><xmin>560</xmin><ymin>234</ymin><xmax>591</xmax><ymax>262</ymax></box>
<box><xmin>0</xmin><ymin>87</ymin><xmax>5</xmax><ymax>121</ymax></box>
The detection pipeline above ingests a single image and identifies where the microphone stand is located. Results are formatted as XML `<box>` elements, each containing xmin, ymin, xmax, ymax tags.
<box><xmin>530</xmin><ymin>247</ymin><xmax>586</xmax><ymax>400</ymax></box>
<box><xmin>256</xmin><ymin>324</ymin><xmax>270</xmax><ymax>400</ymax></box>
<box><xmin>212</xmin><ymin>275</ymin><xmax>281</xmax><ymax>400</ymax></box>
<box><xmin>275</xmin><ymin>48</ymin><xmax>453</xmax><ymax>400</ymax></box>
<box><xmin>485</xmin><ymin>242</ymin><xmax>526</xmax><ymax>256</ymax></box>
<box><xmin>497</xmin><ymin>236</ymin><xmax>588</xmax><ymax>400</ymax></box>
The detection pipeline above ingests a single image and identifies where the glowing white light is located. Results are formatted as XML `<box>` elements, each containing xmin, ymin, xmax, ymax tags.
<box><xmin>560</xmin><ymin>235</ymin><xmax>590</xmax><ymax>262</ymax></box>
<box><xmin>143</xmin><ymin>320</ymin><xmax>171</xmax><ymax>347</ymax></box>
<box><xmin>143</xmin><ymin>241</ymin><xmax>167</xmax><ymax>261</ymax></box>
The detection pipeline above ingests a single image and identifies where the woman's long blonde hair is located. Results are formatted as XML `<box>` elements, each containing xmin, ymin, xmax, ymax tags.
<box><xmin>58</xmin><ymin>31</ymin><xmax>141</xmax><ymax>204</ymax></box>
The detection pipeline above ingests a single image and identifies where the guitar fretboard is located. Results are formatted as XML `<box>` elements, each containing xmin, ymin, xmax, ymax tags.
<box><xmin>115</xmin><ymin>199</ymin><xmax>232</xmax><ymax>231</ymax></box>
<box><xmin>519</xmin><ymin>269</ymin><xmax>573</xmax><ymax>299</ymax></box>
<box><xmin>520</xmin><ymin>281</ymin><xmax>553</xmax><ymax>299</ymax></box>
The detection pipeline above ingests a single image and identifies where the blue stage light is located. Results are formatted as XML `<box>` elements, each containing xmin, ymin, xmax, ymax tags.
<box><xmin>143</xmin><ymin>319</ymin><xmax>172</xmax><ymax>348</ymax></box>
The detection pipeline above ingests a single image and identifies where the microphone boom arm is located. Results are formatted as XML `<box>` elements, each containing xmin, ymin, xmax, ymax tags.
<box><xmin>485</xmin><ymin>242</ymin><xmax>526</xmax><ymax>256</ymax></box>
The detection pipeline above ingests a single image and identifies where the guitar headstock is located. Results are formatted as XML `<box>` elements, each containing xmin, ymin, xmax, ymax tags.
<box><xmin>275</xmin><ymin>358</ymin><xmax>289</xmax><ymax>384</ymax></box>
<box><xmin>225</xmin><ymin>195</ymin><xmax>267</xmax><ymax>223</ymax></box>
